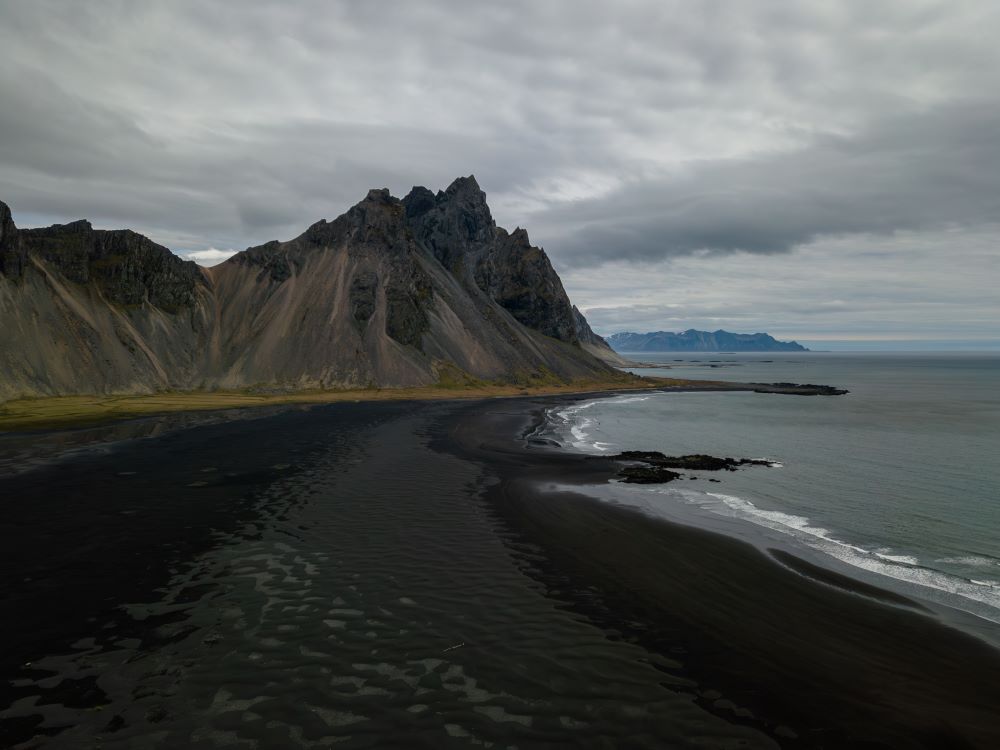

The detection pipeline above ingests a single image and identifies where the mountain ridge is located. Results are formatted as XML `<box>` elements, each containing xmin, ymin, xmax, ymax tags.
<box><xmin>0</xmin><ymin>176</ymin><xmax>623</xmax><ymax>402</ymax></box>
<box><xmin>607</xmin><ymin>329</ymin><xmax>808</xmax><ymax>352</ymax></box>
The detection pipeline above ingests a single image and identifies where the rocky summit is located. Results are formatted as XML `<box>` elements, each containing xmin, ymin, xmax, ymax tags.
<box><xmin>0</xmin><ymin>176</ymin><xmax>622</xmax><ymax>401</ymax></box>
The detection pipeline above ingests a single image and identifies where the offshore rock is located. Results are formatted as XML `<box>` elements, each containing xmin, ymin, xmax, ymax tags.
<box><xmin>619</xmin><ymin>465</ymin><xmax>683</xmax><ymax>484</ymax></box>
<box><xmin>609</xmin><ymin>451</ymin><xmax>773</xmax><ymax>471</ymax></box>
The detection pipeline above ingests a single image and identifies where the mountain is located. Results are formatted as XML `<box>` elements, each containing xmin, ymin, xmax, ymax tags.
<box><xmin>572</xmin><ymin>305</ymin><xmax>633</xmax><ymax>366</ymax></box>
<box><xmin>607</xmin><ymin>329</ymin><xmax>808</xmax><ymax>352</ymax></box>
<box><xmin>0</xmin><ymin>176</ymin><xmax>623</xmax><ymax>402</ymax></box>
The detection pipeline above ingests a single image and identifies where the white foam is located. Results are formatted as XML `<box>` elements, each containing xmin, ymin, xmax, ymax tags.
<box><xmin>691</xmin><ymin>491</ymin><xmax>1000</xmax><ymax>621</ymax></box>
<box><xmin>752</xmin><ymin>458</ymin><xmax>784</xmax><ymax>468</ymax></box>
<box><xmin>876</xmin><ymin>551</ymin><xmax>920</xmax><ymax>565</ymax></box>
<box><xmin>603</xmin><ymin>484</ymin><xmax>1000</xmax><ymax>622</ymax></box>
<box><xmin>551</xmin><ymin>395</ymin><xmax>657</xmax><ymax>453</ymax></box>
<box><xmin>608</xmin><ymin>395</ymin><xmax>652</xmax><ymax>405</ymax></box>
<box><xmin>938</xmin><ymin>555</ymin><xmax>1000</xmax><ymax>569</ymax></box>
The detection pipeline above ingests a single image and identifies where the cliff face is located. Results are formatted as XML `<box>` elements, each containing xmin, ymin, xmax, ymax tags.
<box><xmin>607</xmin><ymin>329</ymin><xmax>808</xmax><ymax>352</ymax></box>
<box><xmin>0</xmin><ymin>179</ymin><xmax>617</xmax><ymax>401</ymax></box>
<box><xmin>0</xmin><ymin>201</ymin><xmax>26</xmax><ymax>281</ymax></box>
<box><xmin>571</xmin><ymin>305</ymin><xmax>633</xmax><ymax>366</ymax></box>
<box><xmin>402</xmin><ymin>177</ymin><xmax>578</xmax><ymax>343</ymax></box>
<box><xmin>0</xmin><ymin>202</ymin><xmax>215</xmax><ymax>401</ymax></box>
<box><xmin>20</xmin><ymin>219</ymin><xmax>205</xmax><ymax>311</ymax></box>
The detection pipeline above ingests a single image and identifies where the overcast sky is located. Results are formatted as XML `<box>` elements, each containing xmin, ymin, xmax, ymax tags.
<box><xmin>2</xmin><ymin>1</ymin><xmax>998</xmax><ymax>348</ymax></box>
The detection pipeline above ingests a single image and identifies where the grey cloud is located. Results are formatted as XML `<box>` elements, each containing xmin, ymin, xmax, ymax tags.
<box><xmin>1</xmin><ymin>0</ymin><xmax>999</xmax><ymax>344</ymax></box>
<box><xmin>535</xmin><ymin>101</ymin><xmax>1000</xmax><ymax>266</ymax></box>
<box><xmin>565</xmin><ymin>227</ymin><xmax>1000</xmax><ymax>342</ymax></box>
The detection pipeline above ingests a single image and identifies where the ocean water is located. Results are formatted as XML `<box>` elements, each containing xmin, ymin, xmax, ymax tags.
<box><xmin>545</xmin><ymin>352</ymin><xmax>1000</xmax><ymax>625</ymax></box>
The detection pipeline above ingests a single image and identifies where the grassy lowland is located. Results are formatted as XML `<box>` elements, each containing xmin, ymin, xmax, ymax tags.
<box><xmin>0</xmin><ymin>371</ymin><xmax>694</xmax><ymax>432</ymax></box>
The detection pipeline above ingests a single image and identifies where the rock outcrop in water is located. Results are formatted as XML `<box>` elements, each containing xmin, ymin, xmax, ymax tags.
<box><xmin>0</xmin><ymin>177</ymin><xmax>619</xmax><ymax>401</ymax></box>
<box><xmin>610</xmin><ymin>451</ymin><xmax>774</xmax><ymax>471</ymax></box>
<box><xmin>607</xmin><ymin>451</ymin><xmax>775</xmax><ymax>483</ymax></box>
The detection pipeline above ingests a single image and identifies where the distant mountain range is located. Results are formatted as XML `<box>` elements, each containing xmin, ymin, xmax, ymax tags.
<box><xmin>607</xmin><ymin>329</ymin><xmax>808</xmax><ymax>352</ymax></box>
<box><xmin>0</xmin><ymin>176</ymin><xmax>623</xmax><ymax>401</ymax></box>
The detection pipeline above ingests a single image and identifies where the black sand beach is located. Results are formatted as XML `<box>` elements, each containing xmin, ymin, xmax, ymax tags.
<box><xmin>2</xmin><ymin>395</ymin><xmax>1000</xmax><ymax>748</ymax></box>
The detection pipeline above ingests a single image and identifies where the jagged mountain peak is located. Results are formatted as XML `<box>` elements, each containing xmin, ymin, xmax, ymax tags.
<box><xmin>0</xmin><ymin>200</ymin><xmax>24</xmax><ymax>280</ymax></box>
<box><xmin>0</xmin><ymin>181</ymin><xmax>622</xmax><ymax>401</ymax></box>
<box><xmin>403</xmin><ymin>177</ymin><xmax>495</xmax><ymax>270</ymax></box>
<box><xmin>40</xmin><ymin>219</ymin><xmax>94</xmax><ymax>233</ymax></box>
<box><xmin>0</xmin><ymin>200</ymin><xmax>14</xmax><ymax>245</ymax></box>
<box><xmin>441</xmin><ymin>174</ymin><xmax>482</xmax><ymax>198</ymax></box>
<box><xmin>509</xmin><ymin>227</ymin><xmax>530</xmax><ymax>245</ymax></box>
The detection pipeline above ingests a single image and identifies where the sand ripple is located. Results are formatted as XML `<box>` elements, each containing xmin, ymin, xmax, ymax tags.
<box><xmin>1</xmin><ymin>404</ymin><xmax>775</xmax><ymax>748</ymax></box>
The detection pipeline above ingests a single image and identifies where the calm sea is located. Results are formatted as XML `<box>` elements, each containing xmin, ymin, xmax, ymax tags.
<box><xmin>545</xmin><ymin>352</ymin><xmax>1000</xmax><ymax>625</ymax></box>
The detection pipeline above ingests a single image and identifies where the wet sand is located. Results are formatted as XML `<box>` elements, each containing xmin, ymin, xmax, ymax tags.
<box><xmin>446</xmin><ymin>397</ymin><xmax>1000</xmax><ymax>748</ymax></box>
<box><xmin>2</xmin><ymin>396</ymin><xmax>998</xmax><ymax>748</ymax></box>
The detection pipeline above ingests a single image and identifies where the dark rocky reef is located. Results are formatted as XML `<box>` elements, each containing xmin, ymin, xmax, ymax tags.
<box><xmin>607</xmin><ymin>450</ymin><xmax>775</xmax><ymax>483</ymax></box>
<box><xmin>17</xmin><ymin>218</ymin><xmax>204</xmax><ymax>312</ymax></box>
<box><xmin>751</xmin><ymin>383</ymin><xmax>848</xmax><ymax>396</ymax></box>
<box><xmin>610</xmin><ymin>451</ymin><xmax>773</xmax><ymax>471</ymax></box>
<box><xmin>619</xmin><ymin>465</ymin><xmax>684</xmax><ymax>484</ymax></box>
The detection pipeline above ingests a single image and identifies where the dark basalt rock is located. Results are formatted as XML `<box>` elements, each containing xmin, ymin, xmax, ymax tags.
<box><xmin>21</xmin><ymin>220</ymin><xmax>95</xmax><ymax>283</ymax></box>
<box><xmin>0</xmin><ymin>200</ymin><xmax>27</xmax><ymax>280</ymax></box>
<box><xmin>473</xmin><ymin>227</ymin><xmax>578</xmax><ymax>343</ymax></box>
<box><xmin>19</xmin><ymin>219</ymin><xmax>204</xmax><ymax>311</ymax></box>
<box><xmin>384</xmin><ymin>259</ymin><xmax>432</xmax><ymax>349</ymax></box>
<box><xmin>619</xmin><ymin>465</ymin><xmax>683</xmax><ymax>484</ymax></box>
<box><xmin>753</xmin><ymin>382</ymin><xmax>849</xmax><ymax>396</ymax></box>
<box><xmin>230</xmin><ymin>187</ymin><xmax>435</xmax><ymax>351</ymax></box>
<box><xmin>349</xmin><ymin>270</ymin><xmax>378</xmax><ymax>326</ymax></box>
<box><xmin>609</xmin><ymin>451</ymin><xmax>773</xmax><ymax>471</ymax></box>
<box><xmin>234</xmin><ymin>241</ymin><xmax>293</xmax><ymax>283</ymax></box>
<box><xmin>604</xmin><ymin>450</ymin><xmax>776</xmax><ymax>484</ymax></box>
<box><xmin>572</xmin><ymin>305</ymin><xmax>607</xmax><ymax>347</ymax></box>
<box><xmin>403</xmin><ymin>176</ymin><xmax>496</xmax><ymax>271</ymax></box>
<box><xmin>1</xmin><ymin>176</ymin><xmax>621</xmax><ymax>400</ymax></box>
<box><xmin>402</xmin><ymin>186</ymin><xmax>437</xmax><ymax>221</ymax></box>
<box><xmin>404</xmin><ymin>176</ymin><xmax>579</xmax><ymax>344</ymax></box>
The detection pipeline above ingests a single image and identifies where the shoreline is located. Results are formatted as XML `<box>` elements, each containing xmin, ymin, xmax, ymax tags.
<box><xmin>441</xmin><ymin>395</ymin><xmax>1000</xmax><ymax>748</ymax></box>
<box><xmin>533</xmin><ymin>388</ymin><xmax>1000</xmax><ymax>643</ymax></box>
<box><xmin>0</xmin><ymin>375</ymin><xmax>845</xmax><ymax>433</ymax></box>
<box><xmin>3</xmin><ymin>394</ymin><xmax>998</xmax><ymax>747</ymax></box>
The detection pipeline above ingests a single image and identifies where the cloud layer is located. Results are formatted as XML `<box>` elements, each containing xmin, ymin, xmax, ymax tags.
<box><xmin>1</xmin><ymin>0</ymin><xmax>998</xmax><ymax>342</ymax></box>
